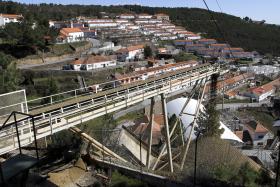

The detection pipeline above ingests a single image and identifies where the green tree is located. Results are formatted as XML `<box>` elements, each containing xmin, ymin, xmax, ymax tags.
<box><xmin>174</xmin><ymin>51</ymin><xmax>198</xmax><ymax>62</ymax></box>
<box><xmin>238</xmin><ymin>162</ymin><xmax>259</xmax><ymax>187</ymax></box>
<box><xmin>144</xmin><ymin>45</ymin><xmax>152</xmax><ymax>58</ymax></box>
<box><xmin>42</xmin><ymin>77</ymin><xmax>60</xmax><ymax>104</ymax></box>
<box><xmin>198</xmin><ymin>75</ymin><xmax>224</xmax><ymax>137</ymax></box>
<box><xmin>2</xmin><ymin>61</ymin><xmax>20</xmax><ymax>93</ymax></box>
<box><xmin>214</xmin><ymin>163</ymin><xmax>237</xmax><ymax>184</ymax></box>
<box><xmin>0</xmin><ymin>52</ymin><xmax>13</xmax><ymax>69</ymax></box>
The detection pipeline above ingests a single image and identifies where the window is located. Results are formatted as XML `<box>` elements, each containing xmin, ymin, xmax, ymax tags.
<box><xmin>258</xmin><ymin>135</ymin><xmax>264</xmax><ymax>139</ymax></box>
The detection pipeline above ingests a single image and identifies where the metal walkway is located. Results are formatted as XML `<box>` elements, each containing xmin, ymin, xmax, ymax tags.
<box><xmin>0</xmin><ymin>63</ymin><xmax>220</xmax><ymax>155</ymax></box>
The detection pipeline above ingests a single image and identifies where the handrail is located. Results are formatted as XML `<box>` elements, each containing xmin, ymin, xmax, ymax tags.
<box><xmin>0</xmin><ymin>66</ymin><xmax>219</xmax><ymax>156</ymax></box>
<box><xmin>0</xmin><ymin>63</ymin><xmax>216</xmax><ymax>115</ymax></box>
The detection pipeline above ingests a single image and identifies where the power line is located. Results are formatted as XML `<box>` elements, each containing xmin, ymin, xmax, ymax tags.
<box><xmin>215</xmin><ymin>0</ymin><xmax>223</xmax><ymax>13</ymax></box>
<box><xmin>202</xmin><ymin>0</ymin><xmax>235</xmax><ymax>60</ymax></box>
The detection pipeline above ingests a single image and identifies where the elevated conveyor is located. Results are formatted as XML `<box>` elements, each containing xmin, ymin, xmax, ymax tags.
<box><xmin>0</xmin><ymin>63</ymin><xmax>220</xmax><ymax>155</ymax></box>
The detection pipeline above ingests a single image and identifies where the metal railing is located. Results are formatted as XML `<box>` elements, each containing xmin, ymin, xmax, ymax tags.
<box><xmin>0</xmin><ymin>64</ymin><xmax>220</xmax><ymax>155</ymax></box>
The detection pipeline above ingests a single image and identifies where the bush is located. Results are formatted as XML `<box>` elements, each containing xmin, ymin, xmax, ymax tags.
<box><xmin>214</xmin><ymin>164</ymin><xmax>238</xmax><ymax>184</ymax></box>
<box><xmin>213</xmin><ymin>162</ymin><xmax>261</xmax><ymax>187</ymax></box>
<box><xmin>237</xmin><ymin>162</ymin><xmax>259</xmax><ymax>187</ymax></box>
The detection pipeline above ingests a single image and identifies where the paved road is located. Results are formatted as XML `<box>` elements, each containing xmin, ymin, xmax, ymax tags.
<box><xmin>18</xmin><ymin>56</ymin><xmax>76</xmax><ymax>69</ymax></box>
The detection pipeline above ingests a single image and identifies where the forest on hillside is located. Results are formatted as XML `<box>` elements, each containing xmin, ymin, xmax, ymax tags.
<box><xmin>0</xmin><ymin>1</ymin><xmax>280</xmax><ymax>56</ymax></box>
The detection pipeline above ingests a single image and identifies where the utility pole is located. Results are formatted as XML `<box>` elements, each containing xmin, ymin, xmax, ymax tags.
<box><xmin>222</xmin><ymin>75</ymin><xmax>225</xmax><ymax>111</ymax></box>
<box><xmin>194</xmin><ymin>131</ymin><xmax>201</xmax><ymax>186</ymax></box>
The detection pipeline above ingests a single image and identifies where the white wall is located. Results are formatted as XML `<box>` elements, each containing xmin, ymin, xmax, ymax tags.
<box><xmin>66</xmin><ymin>32</ymin><xmax>84</xmax><ymax>43</ymax></box>
<box><xmin>0</xmin><ymin>16</ymin><xmax>19</xmax><ymax>27</ymax></box>
<box><xmin>0</xmin><ymin>17</ymin><xmax>4</xmax><ymax>27</ymax></box>
<box><xmin>88</xmin><ymin>22</ymin><xmax>117</xmax><ymax>28</ymax></box>
<box><xmin>258</xmin><ymin>89</ymin><xmax>274</xmax><ymax>101</ymax></box>
<box><xmin>83</xmin><ymin>60</ymin><xmax>116</xmax><ymax>70</ymax></box>
<box><xmin>73</xmin><ymin>64</ymin><xmax>82</xmax><ymax>70</ymax></box>
<box><xmin>127</xmin><ymin>49</ymin><xmax>144</xmax><ymax>60</ymax></box>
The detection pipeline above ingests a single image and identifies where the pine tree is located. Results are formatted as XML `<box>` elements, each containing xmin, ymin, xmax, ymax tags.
<box><xmin>144</xmin><ymin>45</ymin><xmax>152</xmax><ymax>59</ymax></box>
<box><xmin>198</xmin><ymin>74</ymin><xmax>224</xmax><ymax>137</ymax></box>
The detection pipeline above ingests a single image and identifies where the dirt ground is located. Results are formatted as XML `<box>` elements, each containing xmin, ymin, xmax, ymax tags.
<box><xmin>46</xmin><ymin>158</ymin><xmax>97</xmax><ymax>187</ymax></box>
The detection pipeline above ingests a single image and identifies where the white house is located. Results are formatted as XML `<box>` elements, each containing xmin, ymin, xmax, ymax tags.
<box><xmin>244</xmin><ymin>120</ymin><xmax>274</xmax><ymax>147</ymax></box>
<box><xmin>58</xmin><ymin>28</ymin><xmax>84</xmax><ymax>43</ymax></box>
<box><xmin>156</xmin><ymin>23</ymin><xmax>175</xmax><ymax>29</ymax></box>
<box><xmin>71</xmin><ymin>55</ymin><xmax>116</xmax><ymax>70</ymax></box>
<box><xmin>119</xmin><ymin>14</ymin><xmax>135</xmax><ymax>19</ymax></box>
<box><xmin>154</xmin><ymin>13</ymin><xmax>170</xmax><ymax>21</ymax></box>
<box><xmin>148</xmin><ymin>19</ymin><xmax>162</xmax><ymax>24</ymax></box>
<box><xmin>137</xmin><ymin>14</ymin><xmax>153</xmax><ymax>19</ymax></box>
<box><xmin>127</xmin><ymin>25</ymin><xmax>140</xmax><ymax>30</ymax></box>
<box><xmin>154</xmin><ymin>32</ymin><xmax>171</xmax><ymax>37</ymax></box>
<box><xmin>0</xmin><ymin>13</ymin><xmax>23</xmax><ymax>27</ymax></box>
<box><xmin>159</xmin><ymin>35</ymin><xmax>178</xmax><ymax>41</ymax></box>
<box><xmin>84</xmin><ymin>19</ymin><xmax>114</xmax><ymax>23</ymax></box>
<box><xmin>116</xmin><ymin>44</ymin><xmax>145</xmax><ymax>61</ymax></box>
<box><xmin>187</xmin><ymin>34</ymin><xmax>202</xmax><ymax>40</ymax></box>
<box><xmin>135</xmin><ymin>19</ymin><xmax>150</xmax><ymax>24</ymax></box>
<box><xmin>88</xmin><ymin>21</ymin><xmax>117</xmax><ymax>28</ymax></box>
<box><xmin>245</xmin><ymin>78</ymin><xmax>280</xmax><ymax>102</ymax></box>
<box><xmin>115</xmin><ymin>19</ymin><xmax>129</xmax><ymax>23</ymax></box>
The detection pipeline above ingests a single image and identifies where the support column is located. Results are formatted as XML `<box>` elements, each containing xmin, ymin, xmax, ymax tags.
<box><xmin>152</xmin><ymin>82</ymin><xmax>200</xmax><ymax>170</ymax></box>
<box><xmin>146</xmin><ymin>97</ymin><xmax>155</xmax><ymax>169</ymax></box>
<box><xmin>180</xmin><ymin>80</ymin><xmax>207</xmax><ymax>171</ymax></box>
<box><xmin>161</xmin><ymin>93</ymin><xmax>173</xmax><ymax>173</ymax></box>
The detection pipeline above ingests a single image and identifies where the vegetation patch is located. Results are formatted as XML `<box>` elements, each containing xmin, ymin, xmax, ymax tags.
<box><xmin>110</xmin><ymin>171</ymin><xmax>148</xmax><ymax>187</ymax></box>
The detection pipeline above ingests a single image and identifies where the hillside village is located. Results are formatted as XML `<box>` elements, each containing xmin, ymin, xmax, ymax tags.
<box><xmin>1</xmin><ymin>6</ymin><xmax>280</xmax><ymax>187</ymax></box>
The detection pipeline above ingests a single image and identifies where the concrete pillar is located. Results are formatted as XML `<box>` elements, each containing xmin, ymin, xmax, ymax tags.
<box><xmin>146</xmin><ymin>97</ymin><xmax>155</xmax><ymax>169</ymax></box>
<box><xmin>161</xmin><ymin>93</ymin><xmax>173</xmax><ymax>173</ymax></box>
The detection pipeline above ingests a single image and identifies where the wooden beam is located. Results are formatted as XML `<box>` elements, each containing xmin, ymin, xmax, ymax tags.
<box><xmin>69</xmin><ymin>127</ymin><xmax>127</xmax><ymax>163</ymax></box>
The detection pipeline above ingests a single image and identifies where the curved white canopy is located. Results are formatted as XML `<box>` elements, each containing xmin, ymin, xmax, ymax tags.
<box><xmin>166</xmin><ymin>97</ymin><xmax>243</xmax><ymax>143</ymax></box>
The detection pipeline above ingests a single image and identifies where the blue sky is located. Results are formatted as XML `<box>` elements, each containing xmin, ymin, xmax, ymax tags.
<box><xmin>13</xmin><ymin>0</ymin><xmax>280</xmax><ymax>24</ymax></box>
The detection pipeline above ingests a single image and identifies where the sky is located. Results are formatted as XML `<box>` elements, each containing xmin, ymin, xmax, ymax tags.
<box><xmin>12</xmin><ymin>0</ymin><xmax>280</xmax><ymax>24</ymax></box>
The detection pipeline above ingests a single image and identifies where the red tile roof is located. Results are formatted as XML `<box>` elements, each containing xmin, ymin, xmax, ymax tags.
<box><xmin>131</xmin><ymin>114</ymin><xmax>164</xmax><ymax>145</ymax></box>
<box><xmin>226</xmin><ymin>90</ymin><xmax>238</xmax><ymax>97</ymax></box>
<box><xmin>235</xmin><ymin>131</ymin><xmax>243</xmax><ymax>141</ymax></box>
<box><xmin>115</xmin><ymin>60</ymin><xmax>198</xmax><ymax>80</ymax></box>
<box><xmin>250</xmin><ymin>78</ymin><xmax>280</xmax><ymax>96</ymax></box>
<box><xmin>174</xmin><ymin>40</ymin><xmax>193</xmax><ymax>42</ymax></box>
<box><xmin>223</xmin><ymin>47</ymin><xmax>244</xmax><ymax>51</ymax></box>
<box><xmin>155</xmin><ymin>13</ymin><xmax>169</xmax><ymax>16</ymax></box>
<box><xmin>116</xmin><ymin>44</ymin><xmax>144</xmax><ymax>53</ymax></box>
<box><xmin>0</xmin><ymin>13</ymin><xmax>23</xmax><ymax>19</ymax></box>
<box><xmin>198</xmin><ymin>39</ymin><xmax>216</xmax><ymax>42</ymax></box>
<box><xmin>59</xmin><ymin>27</ymin><xmax>82</xmax><ymax>37</ymax></box>
<box><xmin>246</xmin><ymin>121</ymin><xmax>269</xmax><ymax>134</ymax></box>
<box><xmin>210</xmin><ymin>43</ymin><xmax>229</xmax><ymax>47</ymax></box>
